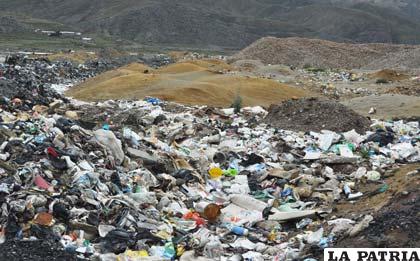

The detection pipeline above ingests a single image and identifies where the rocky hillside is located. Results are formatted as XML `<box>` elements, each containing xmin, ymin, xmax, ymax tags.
<box><xmin>332</xmin><ymin>0</ymin><xmax>420</xmax><ymax>21</ymax></box>
<box><xmin>1</xmin><ymin>0</ymin><xmax>420</xmax><ymax>49</ymax></box>
<box><xmin>0</xmin><ymin>16</ymin><xmax>29</xmax><ymax>33</ymax></box>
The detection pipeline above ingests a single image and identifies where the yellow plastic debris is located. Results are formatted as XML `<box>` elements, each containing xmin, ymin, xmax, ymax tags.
<box><xmin>209</xmin><ymin>167</ymin><xmax>223</xmax><ymax>179</ymax></box>
<box><xmin>117</xmin><ymin>249</ymin><xmax>149</xmax><ymax>261</ymax></box>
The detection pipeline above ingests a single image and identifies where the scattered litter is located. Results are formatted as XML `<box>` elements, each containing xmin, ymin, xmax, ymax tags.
<box><xmin>0</xmin><ymin>54</ymin><xmax>418</xmax><ymax>260</ymax></box>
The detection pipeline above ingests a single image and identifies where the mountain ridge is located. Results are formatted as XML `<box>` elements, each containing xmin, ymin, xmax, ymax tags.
<box><xmin>1</xmin><ymin>0</ymin><xmax>419</xmax><ymax>50</ymax></box>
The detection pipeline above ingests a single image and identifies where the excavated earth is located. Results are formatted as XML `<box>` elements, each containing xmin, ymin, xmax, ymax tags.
<box><xmin>264</xmin><ymin>97</ymin><xmax>371</xmax><ymax>133</ymax></box>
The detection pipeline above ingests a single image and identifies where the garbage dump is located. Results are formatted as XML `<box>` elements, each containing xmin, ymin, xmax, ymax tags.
<box><xmin>0</xmin><ymin>56</ymin><xmax>419</xmax><ymax>260</ymax></box>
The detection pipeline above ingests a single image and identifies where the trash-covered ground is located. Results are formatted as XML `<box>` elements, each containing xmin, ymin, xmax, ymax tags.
<box><xmin>0</xmin><ymin>54</ymin><xmax>419</xmax><ymax>260</ymax></box>
<box><xmin>0</xmin><ymin>239</ymin><xmax>78</xmax><ymax>261</ymax></box>
<box><xmin>0</xmin><ymin>53</ymin><xmax>173</xmax><ymax>98</ymax></box>
<box><xmin>335</xmin><ymin>164</ymin><xmax>420</xmax><ymax>249</ymax></box>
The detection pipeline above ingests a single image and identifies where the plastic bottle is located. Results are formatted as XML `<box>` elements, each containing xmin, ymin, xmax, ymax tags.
<box><xmin>230</xmin><ymin>226</ymin><xmax>249</xmax><ymax>236</ymax></box>
<box><xmin>296</xmin><ymin>218</ymin><xmax>312</xmax><ymax>229</ymax></box>
<box><xmin>343</xmin><ymin>184</ymin><xmax>351</xmax><ymax>195</ymax></box>
<box><xmin>224</xmin><ymin>223</ymin><xmax>249</xmax><ymax>236</ymax></box>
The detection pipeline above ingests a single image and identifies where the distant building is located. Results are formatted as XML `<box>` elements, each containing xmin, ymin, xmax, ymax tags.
<box><xmin>35</xmin><ymin>29</ymin><xmax>89</xmax><ymax>41</ymax></box>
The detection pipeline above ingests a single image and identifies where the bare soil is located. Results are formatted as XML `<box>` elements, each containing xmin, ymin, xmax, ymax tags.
<box><xmin>67</xmin><ymin>60</ymin><xmax>310</xmax><ymax>107</ymax></box>
<box><xmin>342</xmin><ymin>94</ymin><xmax>420</xmax><ymax>120</ymax></box>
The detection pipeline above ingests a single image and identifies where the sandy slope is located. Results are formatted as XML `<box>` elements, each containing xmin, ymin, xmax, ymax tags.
<box><xmin>67</xmin><ymin>60</ymin><xmax>310</xmax><ymax>107</ymax></box>
<box><xmin>342</xmin><ymin>94</ymin><xmax>420</xmax><ymax>119</ymax></box>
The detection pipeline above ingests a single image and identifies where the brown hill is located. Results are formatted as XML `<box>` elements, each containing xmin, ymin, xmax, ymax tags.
<box><xmin>231</xmin><ymin>37</ymin><xmax>420</xmax><ymax>69</ymax></box>
<box><xmin>66</xmin><ymin>60</ymin><xmax>310</xmax><ymax>107</ymax></box>
<box><xmin>368</xmin><ymin>69</ymin><xmax>410</xmax><ymax>82</ymax></box>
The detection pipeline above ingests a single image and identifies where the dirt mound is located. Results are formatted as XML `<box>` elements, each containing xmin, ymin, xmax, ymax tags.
<box><xmin>368</xmin><ymin>69</ymin><xmax>409</xmax><ymax>81</ymax></box>
<box><xmin>231</xmin><ymin>37</ymin><xmax>420</xmax><ymax>69</ymax></box>
<box><xmin>264</xmin><ymin>97</ymin><xmax>371</xmax><ymax>132</ymax></box>
<box><xmin>67</xmin><ymin>61</ymin><xmax>309</xmax><ymax>107</ymax></box>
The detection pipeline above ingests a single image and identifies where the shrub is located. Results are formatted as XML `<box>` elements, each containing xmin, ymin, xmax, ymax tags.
<box><xmin>376</xmin><ymin>78</ymin><xmax>389</xmax><ymax>84</ymax></box>
<box><xmin>303</xmin><ymin>64</ymin><xmax>326</xmax><ymax>73</ymax></box>
<box><xmin>231</xmin><ymin>95</ymin><xmax>242</xmax><ymax>114</ymax></box>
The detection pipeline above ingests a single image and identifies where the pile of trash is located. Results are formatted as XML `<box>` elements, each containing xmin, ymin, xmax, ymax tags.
<box><xmin>0</xmin><ymin>56</ymin><xmax>419</xmax><ymax>260</ymax></box>
<box><xmin>264</xmin><ymin>98</ymin><xmax>371</xmax><ymax>133</ymax></box>
<box><xmin>138</xmin><ymin>53</ymin><xmax>173</xmax><ymax>68</ymax></box>
<box><xmin>300</xmin><ymin>69</ymin><xmax>362</xmax><ymax>83</ymax></box>
<box><xmin>2</xmin><ymin>54</ymin><xmax>105</xmax><ymax>82</ymax></box>
<box><xmin>0</xmin><ymin>54</ymin><xmax>109</xmax><ymax>104</ymax></box>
